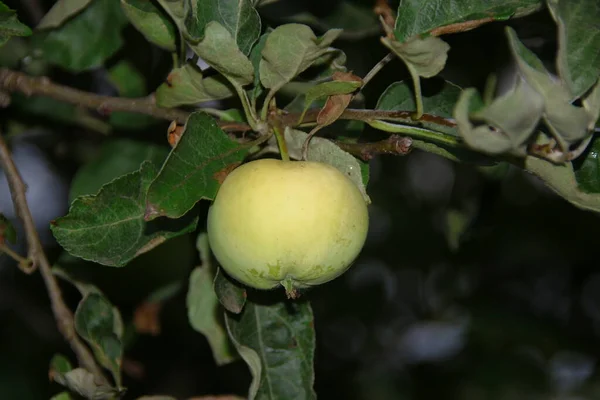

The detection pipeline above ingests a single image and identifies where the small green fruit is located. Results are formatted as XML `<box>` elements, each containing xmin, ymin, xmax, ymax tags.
<box><xmin>207</xmin><ymin>158</ymin><xmax>369</xmax><ymax>296</ymax></box>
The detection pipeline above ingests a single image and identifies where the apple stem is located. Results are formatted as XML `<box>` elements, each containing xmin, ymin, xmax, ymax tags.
<box><xmin>281</xmin><ymin>276</ymin><xmax>299</xmax><ymax>299</ymax></box>
<box><xmin>273</xmin><ymin>125</ymin><xmax>290</xmax><ymax>162</ymax></box>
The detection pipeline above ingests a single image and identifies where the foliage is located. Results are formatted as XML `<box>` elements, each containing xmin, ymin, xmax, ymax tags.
<box><xmin>1</xmin><ymin>0</ymin><xmax>600</xmax><ymax>399</ymax></box>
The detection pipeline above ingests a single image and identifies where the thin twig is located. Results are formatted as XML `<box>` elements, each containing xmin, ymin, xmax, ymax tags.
<box><xmin>336</xmin><ymin>135</ymin><xmax>413</xmax><ymax>160</ymax></box>
<box><xmin>0</xmin><ymin>132</ymin><xmax>108</xmax><ymax>384</ymax></box>
<box><xmin>361</xmin><ymin>52</ymin><xmax>394</xmax><ymax>90</ymax></box>
<box><xmin>0</xmin><ymin>68</ymin><xmax>457</xmax><ymax>134</ymax></box>
<box><xmin>0</xmin><ymin>242</ymin><xmax>34</xmax><ymax>273</ymax></box>
<box><xmin>301</xmin><ymin>126</ymin><xmax>323</xmax><ymax>160</ymax></box>
<box><xmin>0</xmin><ymin>68</ymin><xmax>189</xmax><ymax>123</ymax></box>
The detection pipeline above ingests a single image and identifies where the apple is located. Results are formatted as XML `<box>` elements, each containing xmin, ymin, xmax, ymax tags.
<box><xmin>207</xmin><ymin>158</ymin><xmax>369</xmax><ymax>297</ymax></box>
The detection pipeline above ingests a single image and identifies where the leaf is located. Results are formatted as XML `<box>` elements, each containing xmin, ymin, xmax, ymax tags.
<box><xmin>455</xmin><ymin>80</ymin><xmax>545</xmax><ymax>155</ymax></box>
<box><xmin>214</xmin><ymin>267</ymin><xmax>247</xmax><ymax>314</ymax></box>
<box><xmin>382</xmin><ymin>35</ymin><xmax>450</xmax><ymax>79</ymax></box>
<box><xmin>249</xmin><ymin>31</ymin><xmax>269</xmax><ymax>100</ymax></box>
<box><xmin>283</xmin><ymin>128</ymin><xmax>370</xmax><ymax>203</ymax></box>
<box><xmin>377</xmin><ymin>79</ymin><xmax>462</xmax><ymax>135</ymax></box>
<box><xmin>185</xmin><ymin>0</ymin><xmax>261</xmax><ymax>55</ymax></box>
<box><xmin>37</xmin><ymin>0</ymin><xmax>92</xmax><ymax>29</ymax></box>
<box><xmin>32</xmin><ymin>0</ymin><xmax>127</xmax><ymax>72</ymax></box>
<box><xmin>394</xmin><ymin>0</ymin><xmax>542</xmax><ymax>42</ymax></box>
<box><xmin>107</xmin><ymin>60</ymin><xmax>157</xmax><ymax>129</ymax></box>
<box><xmin>69</xmin><ymin>139</ymin><xmax>168</xmax><ymax>201</ymax></box>
<box><xmin>50</xmin><ymin>392</ymin><xmax>73</xmax><ymax>400</ymax></box>
<box><xmin>190</xmin><ymin>21</ymin><xmax>254</xmax><ymax>87</ymax></box>
<box><xmin>74</xmin><ymin>293</ymin><xmax>123</xmax><ymax>387</ymax></box>
<box><xmin>506</xmin><ymin>27</ymin><xmax>593</xmax><ymax>145</ymax></box>
<box><xmin>154</xmin><ymin>0</ymin><xmax>186</xmax><ymax>34</ymax></box>
<box><xmin>259</xmin><ymin>24</ymin><xmax>342</xmax><ymax>92</ymax></box>
<box><xmin>575</xmin><ymin>135</ymin><xmax>600</xmax><ymax>193</ymax></box>
<box><xmin>155</xmin><ymin>63</ymin><xmax>235</xmax><ymax>108</ymax></box>
<box><xmin>547</xmin><ymin>0</ymin><xmax>600</xmax><ymax>98</ymax></box>
<box><xmin>52</xmin><ymin>161</ymin><xmax>198</xmax><ymax>267</ymax></box>
<box><xmin>120</xmin><ymin>0</ymin><xmax>177</xmax><ymax>51</ymax></box>
<box><xmin>145</xmin><ymin>112</ymin><xmax>253</xmax><ymax>220</ymax></box>
<box><xmin>524</xmin><ymin>155</ymin><xmax>600</xmax><ymax>213</ymax></box>
<box><xmin>0</xmin><ymin>2</ymin><xmax>32</xmax><ymax>47</ymax></box>
<box><xmin>0</xmin><ymin>213</ymin><xmax>16</xmax><ymax>244</ymax></box>
<box><xmin>187</xmin><ymin>233</ymin><xmax>236</xmax><ymax>365</ymax></box>
<box><xmin>225</xmin><ymin>300</ymin><xmax>316</xmax><ymax>400</ymax></box>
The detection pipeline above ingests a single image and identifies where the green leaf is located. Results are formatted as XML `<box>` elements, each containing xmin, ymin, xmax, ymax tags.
<box><xmin>37</xmin><ymin>0</ymin><xmax>93</xmax><ymax>29</ymax></box>
<box><xmin>524</xmin><ymin>155</ymin><xmax>600</xmax><ymax>213</ymax></box>
<box><xmin>0</xmin><ymin>213</ymin><xmax>16</xmax><ymax>244</ymax></box>
<box><xmin>394</xmin><ymin>0</ymin><xmax>542</xmax><ymax>42</ymax></box>
<box><xmin>187</xmin><ymin>233</ymin><xmax>236</xmax><ymax>366</ymax></box>
<box><xmin>506</xmin><ymin>27</ymin><xmax>593</xmax><ymax>145</ymax></box>
<box><xmin>226</xmin><ymin>300</ymin><xmax>316</xmax><ymax>400</ymax></box>
<box><xmin>50</xmin><ymin>392</ymin><xmax>73</xmax><ymax>400</ymax></box>
<box><xmin>249</xmin><ymin>31</ymin><xmax>269</xmax><ymax>100</ymax></box>
<box><xmin>259</xmin><ymin>24</ymin><xmax>342</xmax><ymax>93</ymax></box>
<box><xmin>50</xmin><ymin>354</ymin><xmax>73</xmax><ymax>376</ymax></box>
<box><xmin>32</xmin><ymin>0</ymin><xmax>127</xmax><ymax>72</ymax></box>
<box><xmin>69</xmin><ymin>139</ymin><xmax>168</xmax><ymax>201</ymax></box>
<box><xmin>382</xmin><ymin>35</ymin><xmax>450</xmax><ymax>79</ymax></box>
<box><xmin>155</xmin><ymin>63</ymin><xmax>235</xmax><ymax>108</ymax></box>
<box><xmin>455</xmin><ymin>81</ymin><xmax>545</xmax><ymax>155</ymax></box>
<box><xmin>145</xmin><ymin>112</ymin><xmax>253</xmax><ymax>220</ymax></box>
<box><xmin>377</xmin><ymin>80</ymin><xmax>462</xmax><ymax>135</ymax></box>
<box><xmin>575</xmin><ymin>135</ymin><xmax>600</xmax><ymax>193</ymax></box>
<box><xmin>282</xmin><ymin>128</ymin><xmax>370</xmax><ymax>203</ymax></box>
<box><xmin>214</xmin><ymin>267</ymin><xmax>247</xmax><ymax>314</ymax></box>
<box><xmin>154</xmin><ymin>0</ymin><xmax>186</xmax><ymax>32</ymax></box>
<box><xmin>120</xmin><ymin>0</ymin><xmax>177</xmax><ymax>51</ymax></box>
<box><xmin>0</xmin><ymin>2</ymin><xmax>32</xmax><ymax>47</ymax></box>
<box><xmin>190</xmin><ymin>21</ymin><xmax>254</xmax><ymax>87</ymax></box>
<box><xmin>185</xmin><ymin>0</ymin><xmax>261</xmax><ymax>55</ymax></box>
<box><xmin>547</xmin><ymin>0</ymin><xmax>600</xmax><ymax>98</ymax></box>
<box><xmin>74</xmin><ymin>293</ymin><xmax>123</xmax><ymax>387</ymax></box>
<box><xmin>107</xmin><ymin>60</ymin><xmax>157</xmax><ymax>129</ymax></box>
<box><xmin>52</xmin><ymin>161</ymin><xmax>198</xmax><ymax>267</ymax></box>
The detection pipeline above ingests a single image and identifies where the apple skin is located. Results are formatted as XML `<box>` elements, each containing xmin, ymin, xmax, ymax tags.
<box><xmin>207</xmin><ymin>159</ymin><xmax>369</xmax><ymax>293</ymax></box>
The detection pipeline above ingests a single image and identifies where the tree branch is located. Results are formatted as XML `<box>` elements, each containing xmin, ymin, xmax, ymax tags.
<box><xmin>0</xmin><ymin>68</ymin><xmax>459</xmax><ymax>160</ymax></box>
<box><xmin>0</xmin><ymin>132</ymin><xmax>108</xmax><ymax>384</ymax></box>
<box><xmin>336</xmin><ymin>135</ymin><xmax>413</xmax><ymax>160</ymax></box>
<box><xmin>0</xmin><ymin>68</ymin><xmax>190</xmax><ymax>124</ymax></box>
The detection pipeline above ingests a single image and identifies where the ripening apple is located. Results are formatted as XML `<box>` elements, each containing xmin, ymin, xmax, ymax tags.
<box><xmin>206</xmin><ymin>159</ymin><xmax>369</xmax><ymax>297</ymax></box>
